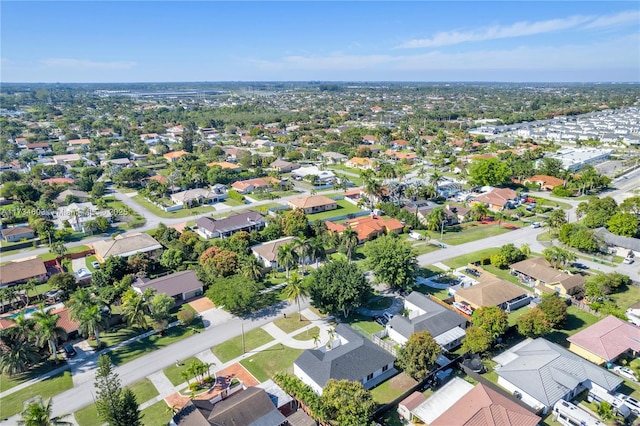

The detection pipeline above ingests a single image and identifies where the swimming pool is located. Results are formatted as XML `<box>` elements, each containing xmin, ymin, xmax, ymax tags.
<box><xmin>2</xmin><ymin>306</ymin><xmax>42</xmax><ymax>320</ymax></box>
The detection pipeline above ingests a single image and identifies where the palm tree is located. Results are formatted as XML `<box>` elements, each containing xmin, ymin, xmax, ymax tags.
<box><xmin>0</xmin><ymin>335</ymin><xmax>40</xmax><ymax>377</ymax></box>
<box><xmin>8</xmin><ymin>311</ymin><xmax>35</xmax><ymax>341</ymax></box>
<box><xmin>282</xmin><ymin>273</ymin><xmax>308</xmax><ymax>321</ymax></box>
<box><xmin>121</xmin><ymin>289</ymin><xmax>148</xmax><ymax>329</ymax></box>
<box><xmin>276</xmin><ymin>243</ymin><xmax>298</xmax><ymax>279</ymax></box>
<box><xmin>18</xmin><ymin>397</ymin><xmax>71</xmax><ymax>426</ymax></box>
<box><xmin>469</xmin><ymin>203</ymin><xmax>489</xmax><ymax>222</ymax></box>
<box><xmin>312</xmin><ymin>334</ymin><xmax>320</xmax><ymax>348</ymax></box>
<box><xmin>77</xmin><ymin>305</ymin><xmax>106</xmax><ymax>348</ymax></box>
<box><xmin>240</xmin><ymin>256</ymin><xmax>263</xmax><ymax>281</ymax></box>
<box><xmin>307</xmin><ymin>237</ymin><xmax>326</xmax><ymax>268</ymax></box>
<box><xmin>364</xmin><ymin>178</ymin><xmax>382</xmax><ymax>209</ymax></box>
<box><xmin>293</xmin><ymin>238</ymin><xmax>310</xmax><ymax>271</ymax></box>
<box><xmin>595</xmin><ymin>401</ymin><xmax>614</xmax><ymax>421</ymax></box>
<box><xmin>341</xmin><ymin>227</ymin><xmax>359</xmax><ymax>261</ymax></box>
<box><xmin>429</xmin><ymin>171</ymin><xmax>443</xmax><ymax>188</ymax></box>
<box><xmin>32</xmin><ymin>306</ymin><xmax>67</xmax><ymax>361</ymax></box>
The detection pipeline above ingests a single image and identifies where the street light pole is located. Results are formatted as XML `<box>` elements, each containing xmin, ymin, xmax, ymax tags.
<box><xmin>241</xmin><ymin>320</ymin><xmax>245</xmax><ymax>354</ymax></box>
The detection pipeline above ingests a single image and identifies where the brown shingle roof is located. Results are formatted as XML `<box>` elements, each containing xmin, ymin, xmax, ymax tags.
<box><xmin>510</xmin><ymin>257</ymin><xmax>584</xmax><ymax>291</ymax></box>
<box><xmin>288</xmin><ymin>195</ymin><xmax>336</xmax><ymax>209</ymax></box>
<box><xmin>1</xmin><ymin>227</ymin><xmax>34</xmax><ymax>238</ymax></box>
<box><xmin>133</xmin><ymin>270</ymin><xmax>203</xmax><ymax>298</ymax></box>
<box><xmin>455</xmin><ymin>274</ymin><xmax>527</xmax><ymax>308</ymax></box>
<box><xmin>0</xmin><ymin>258</ymin><xmax>47</xmax><ymax>285</ymax></box>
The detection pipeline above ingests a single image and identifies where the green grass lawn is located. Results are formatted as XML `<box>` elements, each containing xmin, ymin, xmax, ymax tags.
<box><xmin>411</xmin><ymin>242</ymin><xmax>441</xmax><ymax>256</ymax></box>
<box><xmin>250</xmin><ymin>190</ymin><xmax>301</xmax><ymax>201</ymax></box>
<box><xmin>129</xmin><ymin>378</ymin><xmax>159</xmax><ymax>403</ymax></box>
<box><xmin>90</xmin><ymin>325</ymin><xmax>149</xmax><ymax>349</ymax></box>
<box><xmin>532</xmin><ymin>196</ymin><xmax>573</xmax><ymax>210</ymax></box>
<box><xmin>370</xmin><ymin>379</ymin><xmax>408</xmax><ymax>404</ymax></box>
<box><xmin>306</xmin><ymin>199</ymin><xmax>363</xmax><ymax>221</ymax></box>
<box><xmin>442</xmin><ymin>224</ymin><xmax>514</xmax><ymax>246</ymax></box>
<box><xmin>292</xmin><ymin>326</ymin><xmax>320</xmax><ymax>341</ymax></box>
<box><xmin>163</xmin><ymin>356</ymin><xmax>201</xmax><ymax>386</ymax></box>
<box><xmin>363</xmin><ymin>296</ymin><xmax>393</xmax><ymax>311</ymax></box>
<box><xmin>344</xmin><ymin>312</ymin><xmax>384</xmax><ymax>336</ymax></box>
<box><xmin>140</xmin><ymin>400</ymin><xmax>172</xmax><ymax>426</ymax></box>
<box><xmin>544</xmin><ymin>306</ymin><xmax>600</xmax><ymax>347</ymax></box>
<box><xmin>107</xmin><ymin>320</ymin><xmax>205</xmax><ymax>366</ymax></box>
<box><xmin>481</xmin><ymin>264</ymin><xmax>533</xmax><ymax>291</ymax></box>
<box><xmin>240</xmin><ymin>345</ymin><xmax>303</xmax><ymax>382</ymax></box>
<box><xmin>211</xmin><ymin>328</ymin><xmax>275</xmax><ymax>363</ymax></box>
<box><xmin>0</xmin><ymin>359</ymin><xmax>65</xmax><ymax>392</ymax></box>
<box><xmin>610</xmin><ymin>285</ymin><xmax>640</xmax><ymax>311</ymax></box>
<box><xmin>273</xmin><ymin>314</ymin><xmax>310</xmax><ymax>334</ymax></box>
<box><xmin>412</xmin><ymin>284</ymin><xmax>451</xmax><ymax>301</ymax></box>
<box><xmin>221</xmin><ymin>198</ymin><xmax>245</xmax><ymax>207</ymax></box>
<box><xmin>132</xmin><ymin>195</ymin><xmax>216</xmax><ymax>218</ymax></box>
<box><xmin>443</xmin><ymin>248</ymin><xmax>502</xmax><ymax>269</ymax></box>
<box><xmin>0</xmin><ymin>370</ymin><xmax>73</xmax><ymax>418</ymax></box>
<box><xmin>86</xmin><ymin>255</ymin><xmax>99</xmax><ymax>271</ymax></box>
<box><xmin>248</xmin><ymin>202</ymin><xmax>286</xmax><ymax>213</ymax></box>
<box><xmin>74</xmin><ymin>403</ymin><xmax>101</xmax><ymax>426</ymax></box>
<box><xmin>508</xmin><ymin>306</ymin><xmax>532</xmax><ymax>326</ymax></box>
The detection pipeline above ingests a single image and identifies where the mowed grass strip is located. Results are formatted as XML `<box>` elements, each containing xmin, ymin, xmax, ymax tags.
<box><xmin>292</xmin><ymin>326</ymin><xmax>321</xmax><ymax>341</ymax></box>
<box><xmin>74</xmin><ymin>403</ymin><xmax>101</xmax><ymax>426</ymax></box>
<box><xmin>140</xmin><ymin>400</ymin><xmax>173</xmax><ymax>426</ymax></box>
<box><xmin>273</xmin><ymin>314</ymin><xmax>310</xmax><ymax>334</ymax></box>
<box><xmin>128</xmin><ymin>378</ymin><xmax>159</xmax><ymax>403</ymax></box>
<box><xmin>163</xmin><ymin>356</ymin><xmax>201</xmax><ymax>386</ymax></box>
<box><xmin>0</xmin><ymin>370</ymin><xmax>73</xmax><ymax>418</ymax></box>
<box><xmin>211</xmin><ymin>328</ymin><xmax>274</xmax><ymax>363</ymax></box>
<box><xmin>240</xmin><ymin>345</ymin><xmax>303</xmax><ymax>382</ymax></box>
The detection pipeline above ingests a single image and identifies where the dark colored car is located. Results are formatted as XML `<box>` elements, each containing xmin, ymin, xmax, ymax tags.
<box><xmin>64</xmin><ymin>345</ymin><xmax>77</xmax><ymax>358</ymax></box>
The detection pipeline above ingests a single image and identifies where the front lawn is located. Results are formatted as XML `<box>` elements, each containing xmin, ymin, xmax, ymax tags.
<box><xmin>163</xmin><ymin>356</ymin><xmax>201</xmax><ymax>386</ymax></box>
<box><xmin>363</xmin><ymin>296</ymin><xmax>393</xmax><ymax>311</ymax></box>
<box><xmin>273</xmin><ymin>314</ymin><xmax>310</xmax><ymax>334</ymax></box>
<box><xmin>344</xmin><ymin>312</ymin><xmax>384</xmax><ymax>336</ymax></box>
<box><xmin>140</xmin><ymin>400</ymin><xmax>173</xmax><ymax>426</ymax></box>
<box><xmin>74</xmin><ymin>403</ymin><xmax>100</xmax><ymax>426</ymax></box>
<box><xmin>0</xmin><ymin>359</ymin><xmax>62</xmax><ymax>392</ymax></box>
<box><xmin>129</xmin><ymin>377</ymin><xmax>159</xmax><ymax>403</ymax></box>
<box><xmin>0</xmin><ymin>370</ymin><xmax>73</xmax><ymax>418</ymax></box>
<box><xmin>544</xmin><ymin>306</ymin><xmax>600</xmax><ymax>347</ymax></box>
<box><xmin>610</xmin><ymin>284</ymin><xmax>640</xmax><ymax>311</ymax></box>
<box><xmin>251</xmin><ymin>190</ymin><xmax>301</xmax><ymax>201</ymax></box>
<box><xmin>306</xmin><ymin>199</ymin><xmax>363</xmax><ymax>221</ymax></box>
<box><xmin>412</xmin><ymin>284</ymin><xmax>451</xmax><ymax>301</ymax></box>
<box><xmin>211</xmin><ymin>328</ymin><xmax>274</xmax><ymax>363</ymax></box>
<box><xmin>132</xmin><ymin>195</ymin><xmax>217</xmax><ymax>218</ymax></box>
<box><xmin>240</xmin><ymin>346</ymin><xmax>303</xmax><ymax>382</ymax></box>
<box><xmin>443</xmin><ymin>248</ymin><xmax>502</xmax><ymax>269</ymax></box>
<box><xmin>442</xmin><ymin>224</ymin><xmax>514</xmax><ymax>245</ymax></box>
<box><xmin>292</xmin><ymin>326</ymin><xmax>320</xmax><ymax>341</ymax></box>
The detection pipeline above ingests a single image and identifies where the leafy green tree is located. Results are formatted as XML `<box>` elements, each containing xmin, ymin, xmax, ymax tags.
<box><xmin>577</xmin><ymin>196</ymin><xmax>617</xmax><ymax>228</ymax></box>
<box><xmin>490</xmin><ymin>253</ymin><xmax>508</xmax><ymax>269</ymax></box>
<box><xmin>607</xmin><ymin>212</ymin><xmax>639</xmax><ymax>237</ymax></box>
<box><xmin>309</xmin><ymin>259</ymin><xmax>369</xmax><ymax>317</ymax></box>
<box><xmin>49</xmin><ymin>241</ymin><xmax>67</xmax><ymax>258</ymax></box>
<box><xmin>281</xmin><ymin>209</ymin><xmax>309</xmax><ymax>237</ymax></box>
<box><xmin>546</xmin><ymin>209</ymin><xmax>567</xmax><ymax>236</ymax></box>
<box><xmin>426</xmin><ymin>208</ymin><xmax>447</xmax><ymax>232</ymax></box>
<box><xmin>363</xmin><ymin>235</ymin><xmax>417</xmax><ymax>290</ymax></box>
<box><xmin>620</xmin><ymin>196</ymin><xmax>640</xmax><ymax>215</ymax></box>
<box><xmin>282</xmin><ymin>273</ymin><xmax>308</xmax><ymax>321</ymax></box>
<box><xmin>536</xmin><ymin>158</ymin><xmax>565</xmax><ymax>178</ymax></box>
<box><xmin>537</xmin><ymin>294</ymin><xmax>567</xmax><ymax>327</ymax></box>
<box><xmin>0</xmin><ymin>335</ymin><xmax>40</xmax><ymax>377</ymax></box>
<box><xmin>32</xmin><ymin>306</ymin><xmax>67</xmax><ymax>361</ymax></box>
<box><xmin>48</xmin><ymin>273</ymin><xmax>77</xmax><ymax>293</ymax></box>
<box><xmin>176</xmin><ymin>306</ymin><xmax>195</xmax><ymax>326</ymax></box>
<box><xmin>160</xmin><ymin>248</ymin><xmax>185</xmax><ymax>270</ymax></box>
<box><xmin>396</xmin><ymin>331</ymin><xmax>441</xmax><ymax>380</ymax></box>
<box><xmin>94</xmin><ymin>354</ymin><xmax>143</xmax><ymax>426</ymax></box>
<box><xmin>320</xmin><ymin>379</ymin><xmax>376</xmax><ymax>426</ymax></box>
<box><xmin>461</xmin><ymin>326</ymin><xmax>492</xmax><ymax>354</ymax></box>
<box><xmin>148</xmin><ymin>293</ymin><xmax>174</xmax><ymax>330</ymax></box>
<box><xmin>205</xmin><ymin>275</ymin><xmax>262</xmax><ymax>315</ymax></box>
<box><xmin>516</xmin><ymin>307</ymin><xmax>551</xmax><ymax>337</ymax></box>
<box><xmin>542</xmin><ymin>246</ymin><xmax>576</xmax><ymax>269</ymax></box>
<box><xmin>468</xmin><ymin>158</ymin><xmax>512</xmax><ymax>187</ymax></box>
<box><xmin>121</xmin><ymin>289</ymin><xmax>148</xmax><ymax>329</ymax></box>
<box><xmin>472</xmin><ymin>306</ymin><xmax>508</xmax><ymax>339</ymax></box>
<box><xmin>18</xmin><ymin>397</ymin><xmax>71</xmax><ymax>426</ymax></box>
<box><xmin>91</xmin><ymin>182</ymin><xmax>106</xmax><ymax>198</ymax></box>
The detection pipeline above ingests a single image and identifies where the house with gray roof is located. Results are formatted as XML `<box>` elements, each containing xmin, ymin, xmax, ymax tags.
<box><xmin>594</xmin><ymin>227</ymin><xmax>640</xmax><ymax>258</ymax></box>
<box><xmin>387</xmin><ymin>292</ymin><xmax>467</xmax><ymax>350</ymax></box>
<box><xmin>493</xmin><ymin>338</ymin><xmax>623</xmax><ymax>414</ymax></box>
<box><xmin>92</xmin><ymin>233</ymin><xmax>163</xmax><ymax>263</ymax></box>
<box><xmin>293</xmin><ymin>324</ymin><xmax>396</xmax><ymax>395</ymax></box>
<box><xmin>132</xmin><ymin>270</ymin><xmax>203</xmax><ymax>302</ymax></box>
<box><xmin>196</xmin><ymin>211</ymin><xmax>265</xmax><ymax>239</ymax></box>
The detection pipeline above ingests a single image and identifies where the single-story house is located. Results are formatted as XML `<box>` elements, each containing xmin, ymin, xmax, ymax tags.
<box><xmin>170</xmin><ymin>187</ymin><xmax>227</xmax><ymax>207</ymax></box>
<box><xmin>523</xmin><ymin>175</ymin><xmax>566</xmax><ymax>191</ymax></box>
<box><xmin>207</xmin><ymin>161</ymin><xmax>242</xmax><ymax>171</ymax></box>
<box><xmin>53</xmin><ymin>154</ymin><xmax>82</xmax><ymax>164</ymax></box>
<box><xmin>290</xmin><ymin>166</ymin><xmax>336</xmax><ymax>184</ymax></box>
<box><xmin>445</xmin><ymin>204</ymin><xmax>471</xmax><ymax>223</ymax></box>
<box><xmin>163</xmin><ymin>150</ymin><xmax>189</xmax><ymax>162</ymax></box>
<box><xmin>384</xmin><ymin>150</ymin><xmax>418</xmax><ymax>164</ymax></box>
<box><xmin>41</xmin><ymin>177</ymin><xmax>75</xmax><ymax>185</ymax></box>
<box><xmin>251</xmin><ymin>236</ymin><xmax>297</xmax><ymax>269</ymax></box>
<box><xmin>471</xmin><ymin>188</ymin><xmax>517</xmax><ymax>212</ymax></box>
<box><xmin>510</xmin><ymin>257</ymin><xmax>584</xmax><ymax>296</ymax></box>
<box><xmin>429</xmin><ymin>381</ymin><xmax>541</xmax><ymax>426</ymax></box>
<box><xmin>54</xmin><ymin>189</ymin><xmax>91</xmax><ymax>205</ymax></box>
<box><xmin>402</xmin><ymin>201</ymin><xmax>458</xmax><ymax>227</ymax></box>
<box><xmin>325</xmin><ymin>215</ymin><xmax>403</xmax><ymax>244</ymax></box>
<box><xmin>320</xmin><ymin>152</ymin><xmax>347</xmax><ymax>164</ymax></box>
<box><xmin>91</xmin><ymin>233</ymin><xmax>163</xmax><ymax>263</ymax></box>
<box><xmin>397</xmin><ymin>392</ymin><xmax>426</xmax><ymax>423</ymax></box>
<box><xmin>0</xmin><ymin>258</ymin><xmax>48</xmax><ymax>287</ymax></box>
<box><xmin>269</xmin><ymin>159</ymin><xmax>300</xmax><ymax>173</ymax></box>
<box><xmin>493</xmin><ymin>337</ymin><xmax>623</xmax><ymax>414</ymax></box>
<box><xmin>345</xmin><ymin>157</ymin><xmax>377</xmax><ymax>170</ymax></box>
<box><xmin>48</xmin><ymin>306</ymin><xmax>80</xmax><ymax>339</ymax></box>
<box><xmin>25</xmin><ymin>142</ymin><xmax>51</xmax><ymax>153</ymax></box>
<box><xmin>231</xmin><ymin>177</ymin><xmax>281</xmax><ymax>194</ymax></box>
<box><xmin>132</xmin><ymin>270</ymin><xmax>203</xmax><ymax>302</ymax></box>
<box><xmin>171</xmin><ymin>386</ymin><xmax>287</xmax><ymax>426</ymax></box>
<box><xmin>196</xmin><ymin>211</ymin><xmax>265</xmax><ymax>239</ymax></box>
<box><xmin>409</xmin><ymin>377</ymin><xmax>475</xmax><ymax>424</ymax></box>
<box><xmin>287</xmin><ymin>195</ymin><xmax>337</xmax><ymax>215</ymax></box>
<box><xmin>293</xmin><ymin>324</ymin><xmax>397</xmax><ymax>395</ymax></box>
<box><xmin>56</xmin><ymin>202</ymin><xmax>112</xmax><ymax>232</ymax></box>
<box><xmin>594</xmin><ymin>227</ymin><xmax>640</xmax><ymax>258</ymax></box>
<box><xmin>567</xmin><ymin>315</ymin><xmax>640</xmax><ymax>365</ymax></box>
<box><xmin>67</xmin><ymin>138</ymin><xmax>91</xmax><ymax>148</ymax></box>
<box><xmin>453</xmin><ymin>273</ymin><xmax>530</xmax><ymax>312</ymax></box>
<box><xmin>387</xmin><ymin>292</ymin><xmax>467</xmax><ymax>350</ymax></box>
<box><xmin>1</xmin><ymin>226</ymin><xmax>35</xmax><ymax>242</ymax></box>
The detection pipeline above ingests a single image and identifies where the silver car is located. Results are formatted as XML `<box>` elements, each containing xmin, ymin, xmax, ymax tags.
<box><xmin>616</xmin><ymin>394</ymin><xmax>640</xmax><ymax>416</ymax></box>
<box><xmin>613</xmin><ymin>366</ymin><xmax>638</xmax><ymax>382</ymax></box>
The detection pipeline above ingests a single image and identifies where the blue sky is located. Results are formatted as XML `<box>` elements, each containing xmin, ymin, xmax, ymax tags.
<box><xmin>1</xmin><ymin>1</ymin><xmax>639</xmax><ymax>82</ymax></box>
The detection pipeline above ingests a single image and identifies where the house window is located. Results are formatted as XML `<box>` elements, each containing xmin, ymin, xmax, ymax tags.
<box><xmin>382</xmin><ymin>365</ymin><xmax>389</xmax><ymax>372</ymax></box>
<box><xmin>366</xmin><ymin>373</ymin><xmax>374</xmax><ymax>381</ymax></box>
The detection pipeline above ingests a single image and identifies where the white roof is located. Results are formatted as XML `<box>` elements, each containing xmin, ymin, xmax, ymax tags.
<box><xmin>434</xmin><ymin>326</ymin><xmax>466</xmax><ymax>346</ymax></box>
<box><xmin>412</xmin><ymin>377</ymin><xmax>474</xmax><ymax>424</ymax></box>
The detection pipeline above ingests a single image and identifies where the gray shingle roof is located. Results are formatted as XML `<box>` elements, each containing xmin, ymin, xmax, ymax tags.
<box><xmin>196</xmin><ymin>211</ymin><xmax>264</xmax><ymax>235</ymax></box>
<box><xmin>294</xmin><ymin>324</ymin><xmax>395</xmax><ymax>388</ymax></box>
<box><xmin>496</xmin><ymin>338</ymin><xmax>622</xmax><ymax>408</ymax></box>
<box><xmin>594</xmin><ymin>227</ymin><xmax>640</xmax><ymax>252</ymax></box>
<box><xmin>389</xmin><ymin>292</ymin><xmax>467</xmax><ymax>340</ymax></box>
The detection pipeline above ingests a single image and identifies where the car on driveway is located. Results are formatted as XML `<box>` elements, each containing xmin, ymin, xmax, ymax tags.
<box><xmin>64</xmin><ymin>344</ymin><xmax>77</xmax><ymax>358</ymax></box>
<box><xmin>572</xmin><ymin>262</ymin><xmax>589</xmax><ymax>270</ymax></box>
<box><xmin>615</xmin><ymin>394</ymin><xmax>640</xmax><ymax>415</ymax></box>
<box><xmin>613</xmin><ymin>366</ymin><xmax>638</xmax><ymax>382</ymax></box>
<box><xmin>91</xmin><ymin>261</ymin><xmax>100</xmax><ymax>269</ymax></box>
<box><xmin>623</xmin><ymin>257</ymin><xmax>635</xmax><ymax>264</ymax></box>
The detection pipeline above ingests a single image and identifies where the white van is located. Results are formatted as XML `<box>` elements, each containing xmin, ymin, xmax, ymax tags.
<box><xmin>531</xmin><ymin>222</ymin><xmax>541</xmax><ymax>228</ymax></box>
<box><xmin>587</xmin><ymin>386</ymin><xmax>631</xmax><ymax>418</ymax></box>
<box><xmin>553</xmin><ymin>400</ymin><xmax>604</xmax><ymax>426</ymax></box>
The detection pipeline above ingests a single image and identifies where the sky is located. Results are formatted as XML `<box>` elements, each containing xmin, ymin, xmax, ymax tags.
<box><xmin>1</xmin><ymin>1</ymin><xmax>639</xmax><ymax>83</ymax></box>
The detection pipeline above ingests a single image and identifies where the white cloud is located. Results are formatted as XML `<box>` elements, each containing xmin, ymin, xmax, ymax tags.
<box><xmin>41</xmin><ymin>58</ymin><xmax>135</xmax><ymax>69</ymax></box>
<box><xmin>398</xmin><ymin>10</ymin><xmax>639</xmax><ymax>48</ymax></box>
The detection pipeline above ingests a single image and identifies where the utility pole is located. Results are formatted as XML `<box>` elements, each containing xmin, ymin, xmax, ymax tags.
<box><xmin>241</xmin><ymin>320</ymin><xmax>246</xmax><ymax>354</ymax></box>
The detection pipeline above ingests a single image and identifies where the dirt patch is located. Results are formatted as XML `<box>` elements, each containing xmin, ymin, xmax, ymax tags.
<box><xmin>387</xmin><ymin>372</ymin><xmax>418</xmax><ymax>390</ymax></box>
<box><xmin>188</xmin><ymin>297</ymin><xmax>215</xmax><ymax>313</ymax></box>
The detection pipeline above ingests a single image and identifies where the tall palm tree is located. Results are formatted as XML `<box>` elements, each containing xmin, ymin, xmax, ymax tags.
<box><xmin>307</xmin><ymin>237</ymin><xmax>326</xmax><ymax>268</ymax></box>
<box><xmin>292</xmin><ymin>238</ymin><xmax>310</xmax><ymax>271</ymax></box>
<box><xmin>276</xmin><ymin>243</ymin><xmax>298</xmax><ymax>279</ymax></box>
<box><xmin>32</xmin><ymin>306</ymin><xmax>67</xmax><ymax>361</ymax></box>
<box><xmin>77</xmin><ymin>305</ymin><xmax>106</xmax><ymax>348</ymax></box>
<box><xmin>9</xmin><ymin>310</ymin><xmax>35</xmax><ymax>342</ymax></box>
<box><xmin>121</xmin><ymin>289</ymin><xmax>148</xmax><ymax>329</ymax></box>
<box><xmin>341</xmin><ymin>227</ymin><xmax>359</xmax><ymax>261</ymax></box>
<box><xmin>364</xmin><ymin>178</ymin><xmax>382</xmax><ymax>209</ymax></box>
<box><xmin>0</xmin><ymin>335</ymin><xmax>40</xmax><ymax>377</ymax></box>
<box><xmin>240</xmin><ymin>255</ymin><xmax>263</xmax><ymax>281</ymax></box>
<box><xmin>282</xmin><ymin>273</ymin><xmax>308</xmax><ymax>321</ymax></box>
<box><xmin>18</xmin><ymin>397</ymin><xmax>72</xmax><ymax>426</ymax></box>
<box><xmin>429</xmin><ymin>171</ymin><xmax>443</xmax><ymax>188</ymax></box>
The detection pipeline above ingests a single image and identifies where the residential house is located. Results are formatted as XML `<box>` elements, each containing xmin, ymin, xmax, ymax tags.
<box><xmin>429</xmin><ymin>381</ymin><xmax>541</xmax><ymax>426</ymax></box>
<box><xmin>100</xmin><ymin>158</ymin><xmax>131</xmax><ymax>167</ymax></box>
<box><xmin>409</xmin><ymin>377</ymin><xmax>475</xmax><ymax>425</ymax></box>
<box><xmin>567</xmin><ymin>315</ymin><xmax>640</xmax><ymax>365</ymax></box>
<box><xmin>290</xmin><ymin>166</ymin><xmax>335</xmax><ymax>184</ymax></box>
<box><xmin>320</xmin><ymin>152</ymin><xmax>347</xmax><ymax>164</ymax></box>
<box><xmin>493</xmin><ymin>337</ymin><xmax>623</xmax><ymax>413</ymax></box>
<box><xmin>523</xmin><ymin>175</ymin><xmax>566</xmax><ymax>191</ymax></box>
<box><xmin>24</xmin><ymin>142</ymin><xmax>51</xmax><ymax>154</ymax></box>
<box><xmin>231</xmin><ymin>177</ymin><xmax>281</xmax><ymax>194</ymax></box>
<box><xmin>362</xmin><ymin>135</ymin><xmax>378</xmax><ymax>144</ymax></box>
<box><xmin>251</xmin><ymin>236</ymin><xmax>299</xmax><ymax>269</ymax></box>
<box><xmin>445</xmin><ymin>204</ymin><xmax>471</xmax><ymax>223</ymax></box>
<box><xmin>346</xmin><ymin>157</ymin><xmax>377</xmax><ymax>170</ymax></box>
<box><xmin>56</xmin><ymin>202</ymin><xmax>112</xmax><ymax>232</ymax></box>
<box><xmin>207</xmin><ymin>161</ymin><xmax>242</xmax><ymax>171</ymax></box>
<box><xmin>48</xmin><ymin>306</ymin><xmax>80</xmax><ymax>340</ymax></box>
<box><xmin>132</xmin><ymin>270</ymin><xmax>203</xmax><ymax>302</ymax></box>
<box><xmin>53</xmin><ymin>154</ymin><xmax>82</xmax><ymax>165</ymax></box>
<box><xmin>397</xmin><ymin>392</ymin><xmax>426</xmax><ymax>424</ymax></box>
<box><xmin>594</xmin><ymin>227</ymin><xmax>640</xmax><ymax>258</ymax></box>
<box><xmin>384</xmin><ymin>150</ymin><xmax>418</xmax><ymax>164</ymax></box>
<box><xmin>1</xmin><ymin>226</ymin><xmax>35</xmax><ymax>242</ymax></box>
<box><xmin>293</xmin><ymin>324</ymin><xmax>396</xmax><ymax>395</ymax></box>
<box><xmin>196</xmin><ymin>211</ymin><xmax>265</xmax><ymax>239</ymax></box>
<box><xmin>453</xmin><ymin>273</ymin><xmax>531</xmax><ymax>312</ymax></box>
<box><xmin>325</xmin><ymin>215</ymin><xmax>404</xmax><ymax>244</ymax></box>
<box><xmin>402</xmin><ymin>201</ymin><xmax>458</xmax><ymax>227</ymax></box>
<box><xmin>471</xmin><ymin>188</ymin><xmax>517</xmax><ymax>212</ymax></box>
<box><xmin>288</xmin><ymin>195</ymin><xmax>337</xmax><ymax>215</ymax></box>
<box><xmin>54</xmin><ymin>189</ymin><xmax>91</xmax><ymax>205</ymax></box>
<box><xmin>163</xmin><ymin>150</ymin><xmax>189</xmax><ymax>162</ymax></box>
<box><xmin>41</xmin><ymin>177</ymin><xmax>74</xmax><ymax>185</ymax></box>
<box><xmin>390</xmin><ymin>139</ymin><xmax>410</xmax><ymax>149</ymax></box>
<box><xmin>387</xmin><ymin>292</ymin><xmax>467</xmax><ymax>350</ymax></box>
<box><xmin>510</xmin><ymin>257</ymin><xmax>584</xmax><ymax>296</ymax></box>
<box><xmin>0</xmin><ymin>258</ymin><xmax>48</xmax><ymax>287</ymax></box>
<box><xmin>170</xmin><ymin>187</ymin><xmax>227</xmax><ymax>207</ymax></box>
<box><xmin>171</xmin><ymin>386</ymin><xmax>287</xmax><ymax>426</ymax></box>
<box><xmin>91</xmin><ymin>233</ymin><xmax>163</xmax><ymax>263</ymax></box>
<box><xmin>67</xmin><ymin>138</ymin><xmax>91</xmax><ymax>149</ymax></box>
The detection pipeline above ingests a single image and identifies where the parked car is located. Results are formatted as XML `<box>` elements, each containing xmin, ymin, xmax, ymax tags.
<box><xmin>623</xmin><ymin>257</ymin><xmax>635</xmax><ymax>264</ymax></box>
<box><xmin>616</xmin><ymin>394</ymin><xmax>640</xmax><ymax>415</ymax></box>
<box><xmin>572</xmin><ymin>262</ymin><xmax>589</xmax><ymax>270</ymax></box>
<box><xmin>530</xmin><ymin>222</ymin><xmax>541</xmax><ymax>228</ymax></box>
<box><xmin>91</xmin><ymin>261</ymin><xmax>100</xmax><ymax>269</ymax></box>
<box><xmin>375</xmin><ymin>316</ymin><xmax>388</xmax><ymax>326</ymax></box>
<box><xmin>64</xmin><ymin>344</ymin><xmax>77</xmax><ymax>358</ymax></box>
<box><xmin>613</xmin><ymin>366</ymin><xmax>638</xmax><ymax>382</ymax></box>
<box><xmin>383</xmin><ymin>312</ymin><xmax>394</xmax><ymax>322</ymax></box>
<box><xmin>465</xmin><ymin>268</ymin><xmax>480</xmax><ymax>277</ymax></box>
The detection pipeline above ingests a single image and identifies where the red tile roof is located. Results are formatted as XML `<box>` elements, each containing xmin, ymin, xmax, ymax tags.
<box><xmin>567</xmin><ymin>315</ymin><xmax>640</xmax><ymax>362</ymax></box>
